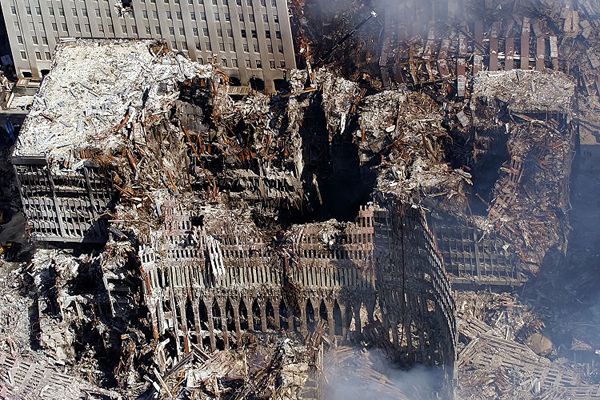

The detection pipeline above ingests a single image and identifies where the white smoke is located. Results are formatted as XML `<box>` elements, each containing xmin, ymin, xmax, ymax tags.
<box><xmin>323</xmin><ymin>347</ymin><xmax>444</xmax><ymax>400</ymax></box>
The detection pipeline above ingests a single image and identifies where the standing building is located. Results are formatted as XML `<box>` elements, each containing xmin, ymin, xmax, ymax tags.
<box><xmin>0</xmin><ymin>0</ymin><xmax>296</xmax><ymax>92</ymax></box>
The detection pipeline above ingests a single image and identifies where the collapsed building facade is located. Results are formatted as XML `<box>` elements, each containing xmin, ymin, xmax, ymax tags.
<box><xmin>298</xmin><ymin>0</ymin><xmax>578</xmax><ymax>288</ymax></box>
<box><xmin>7</xmin><ymin>39</ymin><xmax>457</xmax><ymax>398</ymax></box>
<box><xmin>2</xmin><ymin>0</ymin><xmax>600</xmax><ymax>398</ymax></box>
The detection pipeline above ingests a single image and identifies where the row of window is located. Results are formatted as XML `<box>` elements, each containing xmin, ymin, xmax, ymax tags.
<box><xmin>20</xmin><ymin>50</ymin><xmax>51</xmax><ymax>60</ymax></box>
<box><xmin>15</xmin><ymin>4</ymin><xmax>280</xmax><ymax>24</ymax></box>
<box><xmin>17</xmin><ymin>23</ymin><xmax>283</xmax><ymax>56</ymax></box>
<box><xmin>11</xmin><ymin>0</ymin><xmax>279</xmax><ymax>17</ymax></box>
<box><xmin>20</xmin><ymin>46</ymin><xmax>285</xmax><ymax>70</ymax></box>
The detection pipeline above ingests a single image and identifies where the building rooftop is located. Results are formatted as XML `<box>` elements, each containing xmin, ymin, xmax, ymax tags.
<box><xmin>13</xmin><ymin>39</ymin><xmax>212</xmax><ymax>163</ymax></box>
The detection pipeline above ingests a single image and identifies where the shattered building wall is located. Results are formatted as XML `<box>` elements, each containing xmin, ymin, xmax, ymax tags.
<box><xmin>0</xmin><ymin>0</ymin><xmax>296</xmax><ymax>92</ymax></box>
<box><xmin>430</xmin><ymin>70</ymin><xmax>575</xmax><ymax>287</ymax></box>
<box><xmin>10</xmin><ymin>39</ymin><xmax>457</xmax><ymax>397</ymax></box>
<box><xmin>11</xmin><ymin>39</ymin><xmax>213</xmax><ymax>243</ymax></box>
<box><xmin>139</xmin><ymin>198</ymin><xmax>456</xmax><ymax>389</ymax></box>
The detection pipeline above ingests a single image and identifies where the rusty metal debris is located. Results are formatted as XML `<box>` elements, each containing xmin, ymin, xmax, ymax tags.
<box><xmin>0</xmin><ymin>0</ymin><xmax>600</xmax><ymax>399</ymax></box>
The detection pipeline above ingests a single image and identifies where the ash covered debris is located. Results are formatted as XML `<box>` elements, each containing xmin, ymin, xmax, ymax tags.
<box><xmin>1</xmin><ymin>0</ymin><xmax>600</xmax><ymax>398</ymax></box>
<box><xmin>3</xmin><ymin>38</ymin><xmax>458</xmax><ymax>399</ymax></box>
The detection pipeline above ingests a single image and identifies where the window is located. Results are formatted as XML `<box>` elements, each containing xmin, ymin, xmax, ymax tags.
<box><xmin>75</xmin><ymin>24</ymin><xmax>81</xmax><ymax>32</ymax></box>
<box><xmin>49</xmin><ymin>8</ymin><xmax>55</xmax><ymax>16</ymax></box>
<box><xmin>202</xmin><ymin>27</ymin><xmax>208</xmax><ymax>36</ymax></box>
<box><xmin>62</xmin><ymin>23</ymin><xmax>68</xmax><ymax>31</ymax></box>
<box><xmin>36</xmin><ymin>7</ymin><xmax>42</xmax><ymax>16</ymax></box>
<box><xmin>166</xmin><ymin>11</ymin><xmax>172</xmax><ymax>19</ymax></box>
<box><xmin>82</xmin><ymin>8</ymin><xmax>88</xmax><ymax>17</ymax></box>
<box><xmin>214</xmin><ymin>12</ymin><xmax>219</xmax><ymax>21</ymax></box>
<box><xmin>95</xmin><ymin>8</ymin><xmax>101</xmax><ymax>17</ymax></box>
<box><xmin>42</xmin><ymin>36</ymin><xmax>48</xmax><ymax>45</ymax></box>
<box><xmin>270</xmin><ymin>60</ymin><xmax>275</xmax><ymax>68</ymax></box>
<box><xmin>219</xmin><ymin>42</ymin><xmax>225</xmax><ymax>51</ymax></box>
<box><xmin>146</xmin><ymin>26</ymin><xmax>151</xmax><ymax>34</ymax></box>
<box><xmin>177</xmin><ymin>11</ymin><xmax>182</xmax><ymax>20</ymax></box>
<box><xmin>20</xmin><ymin>51</ymin><xmax>27</xmax><ymax>60</ymax></box>
<box><xmin>225</xmin><ymin>13</ymin><xmax>230</xmax><ymax>21</ymax></box>
<box><xmin>45</xmin><ymin>52</ymin><xmax>51</xmax><ymax>60</ymax></box>
<box><xmin>245</xmin><ymin>59</ymin><xmax>250</xmax><ymax>67</ymax></box>
<box><xmin>105</xmin><ymin>9</ymin><xmax>111</xmax><ymax>17</ymax></box>
<box><xmin>191</xmin><ymin>12</ymin><xmax>196</xmax><ymax>20</ymax></box>
<box><xmin>143</xmin><ymin>10</ymin><xmax>148</xmax><ymax>18</ymax></box>
<box><xmin>52</xmin><ymin>22</ymin><xmax>58</xmax><ymax>31</ymax></box>
<box><xmin>276</xmin><ymin>31</ymin><xmax>281</xmax><ymax>39</ymax></box>
<box><xmin>232</xmin><ymin>59</ymin><xmax>238</xmax><ymax>67</ymax></box>
<box><xmin>26</xmin><ymin>6</ymin><xmax>31</xmax><ymax>15</ymax></box>
<box><xmin>153</xmin><ymin>10</ymin><xmax>158</xmax><ymax>18</ymax></box>
<box><xmin>179</xmin><ymin>27</ymin><xmax>184</xmax><ymax>35</ymax></box>
<box><xmin>72</xmin><ymin>8</ymin><xmax>77</xmax><ymax>16</ymax></box>
<box><xmin>256</xmin><ymin>60</ymin><xmax>261</xmax><ymax>68</ymax></box>
<box><xmin>200</xmin><ymin>12</ymin><xmax>206</xmax><ymax>20</ymax></box>
<box><xmin>193</xmin><ymin>27</ymin><xmax>198</xmax><ymax>36</ymax></box>
<box><xmin>17</xmin><ymin>35</ymin><xmax>23</xmax><ymax>44</ymax></box>
<box><xmin>10</xmin><ymin>5</ymin><xmax>16</xmax><ymax>15</ymax></box>
<box><xmin>223</xmin><ymin>59</ymin><xmax>228</xmax><ymax>67</ymax></box>
<box><xmin>35</xmin><ymin>51</ymin><xmax>42</xmax><ymax>60</ymax></box>
<box><xmin>169</xmin><ymin>26</ymin><xmax>175</xmax><ymax>34</ymax></box>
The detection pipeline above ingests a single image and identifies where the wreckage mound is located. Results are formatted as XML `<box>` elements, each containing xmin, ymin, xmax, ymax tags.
<box><xmin>2</xmin><ymin>14</ymin><xmax>583</xmax><ymax>395</ymax></box>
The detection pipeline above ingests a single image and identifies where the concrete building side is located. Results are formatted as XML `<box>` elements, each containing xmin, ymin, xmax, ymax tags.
<box><xmin>0</xmin><ymin>0</ymin><xmax>296</xmax><ymax>92</ymax></box>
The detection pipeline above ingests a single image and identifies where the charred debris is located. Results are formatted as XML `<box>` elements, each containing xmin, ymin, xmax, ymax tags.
<box><xmin>1</xmin><ymin>0</ymin><xmax>600</xmax><ymax>399</ymax></box>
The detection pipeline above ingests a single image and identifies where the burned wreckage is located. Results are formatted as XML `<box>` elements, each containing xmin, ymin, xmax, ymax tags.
<box><xmin>1</xmin><ymin>0</ymin><xmax>600</xmax><ymax>398</ymax></box>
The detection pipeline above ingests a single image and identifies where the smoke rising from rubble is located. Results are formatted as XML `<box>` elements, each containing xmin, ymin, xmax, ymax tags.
<box><xmin>323</xmin><ymin>348</ymin><xmax>443</xmax><ymax>400</ymax></box>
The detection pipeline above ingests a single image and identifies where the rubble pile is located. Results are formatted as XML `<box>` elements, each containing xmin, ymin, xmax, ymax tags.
<box><xmin>2</xmin><ymin>0</ymin><xmax>600</xmax><ymax>398</ymax></box>
<box><xmin>456</xmin><ymin>294</ymin><xmax>600</xmax><ymax>400</ymax></box>
<box><xmin>142</xmin><ymin>336</ymin><xmax>322</xmax><ymax>400</ymax></box>
<box><xmin>13</xmin><ymin>40</ymin><xmax>212</xmax><ymax>161</ymax></box>
<box><xmin>473</xmin><ymin>70</ymin><xmax>575</xmax><ymax>114</ymax></box>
